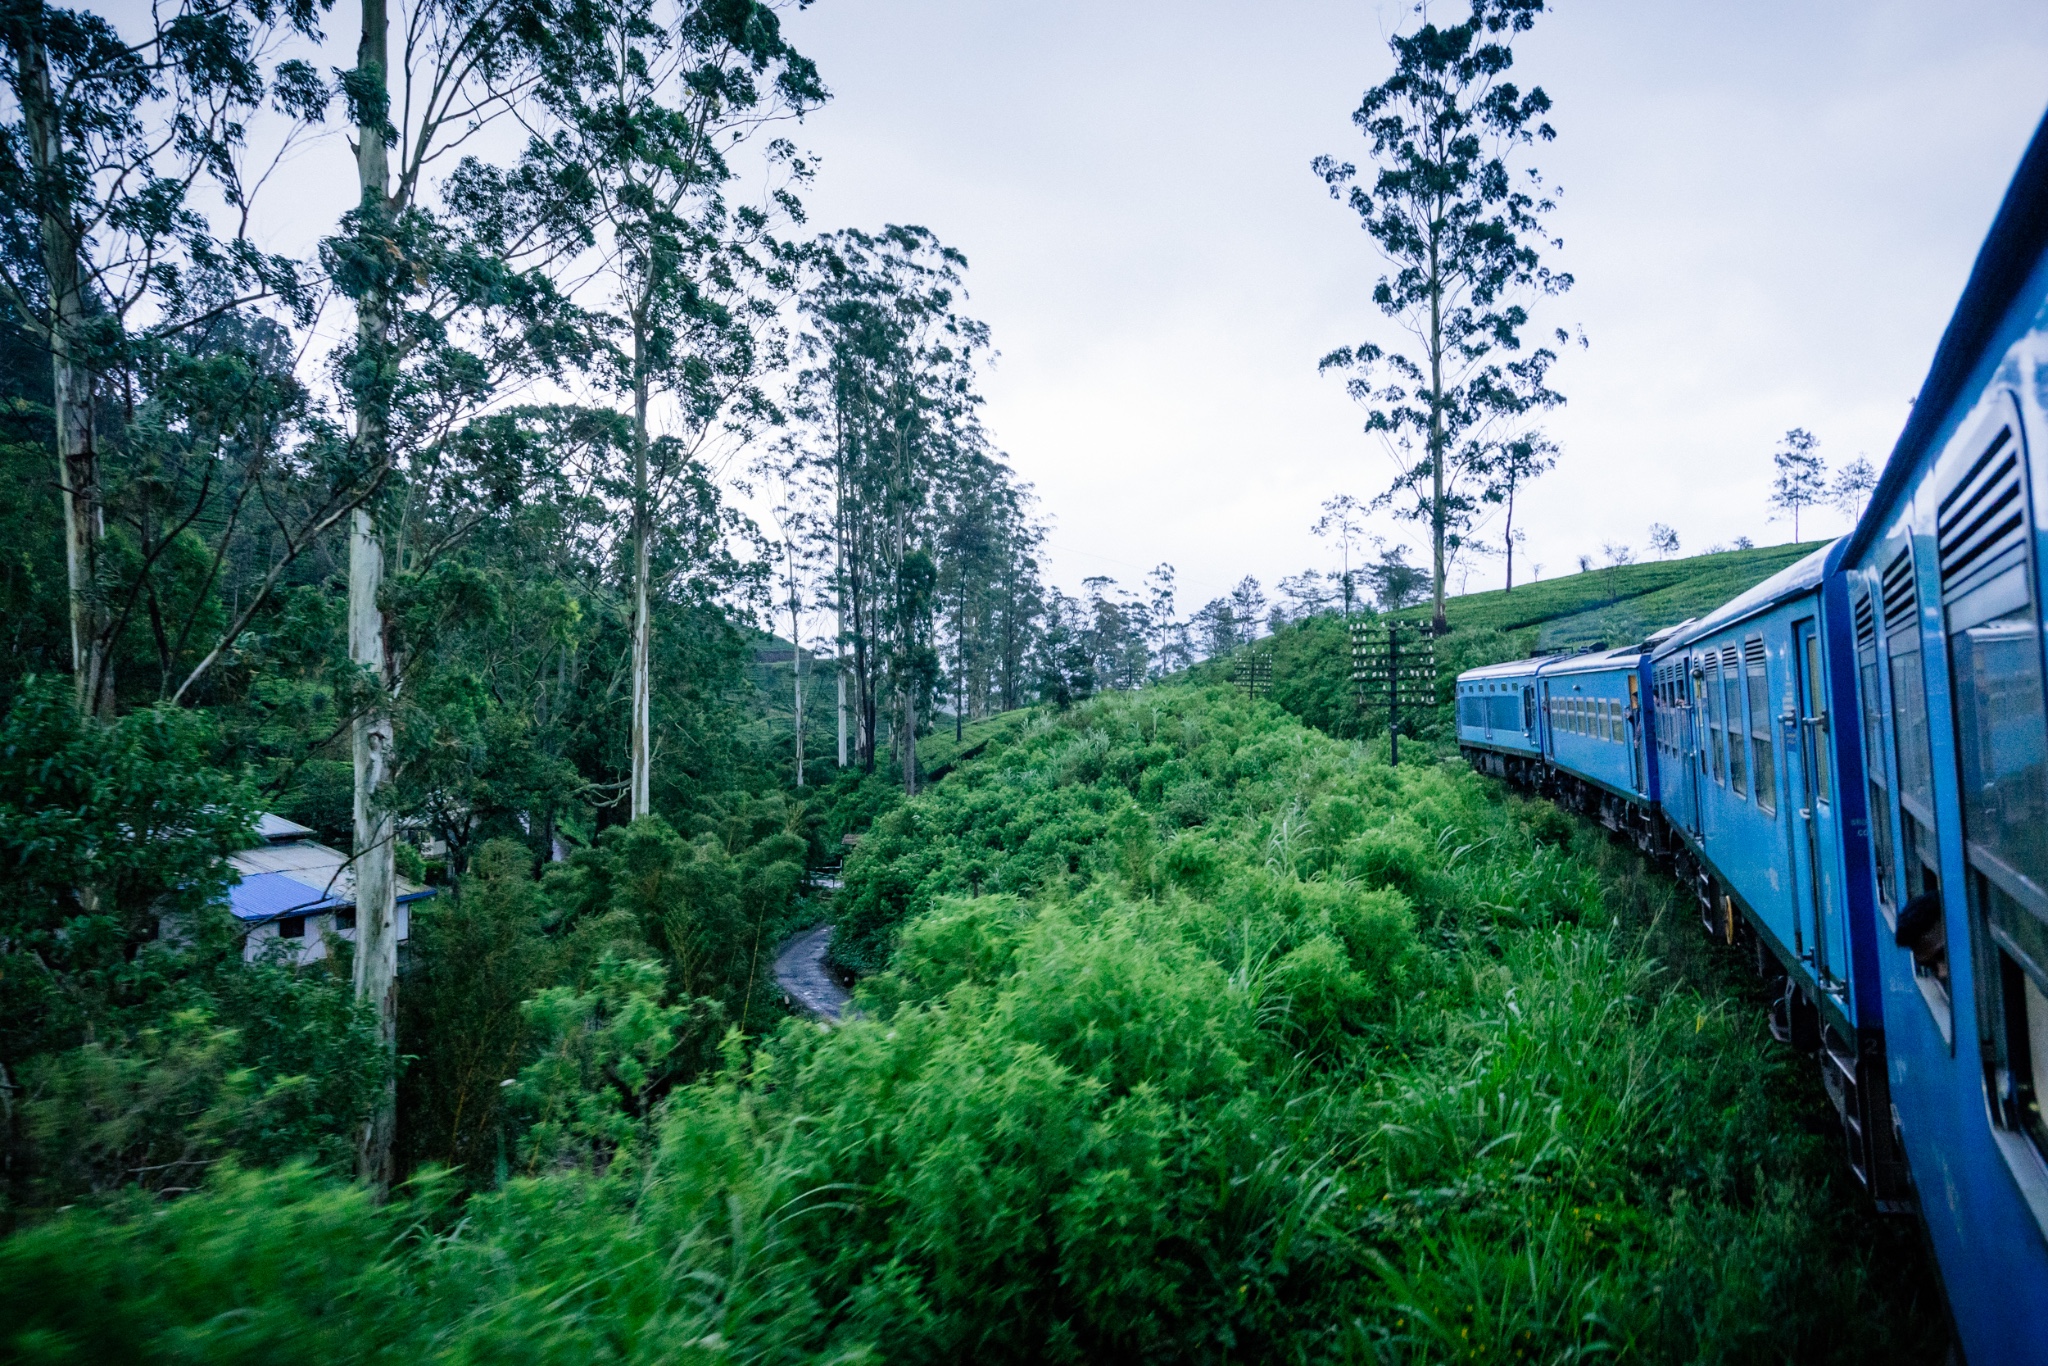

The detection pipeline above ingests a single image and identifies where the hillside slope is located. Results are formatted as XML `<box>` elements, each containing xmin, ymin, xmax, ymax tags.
<box><xmin>1212</xmin><ymin>540</ymin><xmax>1826</xmax><ymax>741</ymax></box>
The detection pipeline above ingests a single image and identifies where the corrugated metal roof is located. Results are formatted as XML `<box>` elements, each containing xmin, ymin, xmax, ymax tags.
<box><xmin>227</xmin><ymin>818</ymin><xmax>432</xmax><ymax>924</ymax></box>
<box><xmin>255</xmin><ymin>813</ymin><xmax>315</xmax><ymax>842</ymax></box>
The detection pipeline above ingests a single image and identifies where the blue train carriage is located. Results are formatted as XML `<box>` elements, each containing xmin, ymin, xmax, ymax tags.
<box><xmin>1454</xmin><ymin>656</ymin><xmax>1546</xmax><ymax>784</ymax></box>
<box><xmin>1836</xmin><ymin>109</ymin><xmax>2048</xmax><ymax>1362</ymax></box>
<box><xmin>1533</xmin><ymin>644</ymin><xmax>1662</xmax><ymax>852</ymax></box>
<box><xmin>1649</xmin><ymin>542</ymin><xmax>1907</xmax><ymax>1204</ymax></box>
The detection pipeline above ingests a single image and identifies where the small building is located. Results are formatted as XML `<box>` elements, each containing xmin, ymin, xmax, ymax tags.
<box><xmin>227</xmin><ymin>814</ymin><xmax>433</xmax><ymax>963</ymax></box>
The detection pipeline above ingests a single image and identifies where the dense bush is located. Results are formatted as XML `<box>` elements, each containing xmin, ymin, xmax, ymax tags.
<box><xmin>1</xmin><ymin>683</ymin><xmax>1942</xmax><ymax>1362</ymax></box>
<box><xmin>0</xmin><ymin>678</ymin><xmax>386</xmax><ymax>1211</ymax></box>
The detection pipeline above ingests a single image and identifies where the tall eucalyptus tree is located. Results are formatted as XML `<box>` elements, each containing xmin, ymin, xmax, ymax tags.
<box><xmin>0</xmin><ymin>0</ymin><xmax>324</xmax><ymax>715</ymax></box>
<box><xmin>330</xmin><ymin>0</ymin><xmax>595</xmax><ymax>1188</ymax></box>
<box><xmin>1314</xmin><ymin>0</ymin><xmax>1571</xmax><ymax>633</ymax></box>
<box><xmin>795</xmin><ymin>225</ymin><xmax>988</xmax><ymax>790</ymax></box>
<box><xmin>530</xmin><ymin>0</ymin><xmax>821</xmax><ymax>819</ymax></box>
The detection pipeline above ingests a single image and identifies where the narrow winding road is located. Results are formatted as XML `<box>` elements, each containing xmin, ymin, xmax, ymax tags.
<box><xmin>773</xmin><ymin>922</ymin><xmax>851</xmax><ymax>1019</ymax></box>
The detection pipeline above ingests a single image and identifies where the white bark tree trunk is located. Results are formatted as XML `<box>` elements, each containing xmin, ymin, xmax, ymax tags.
<box><xmin>350</xmin><ymin>0</ymin><xmax>399</xmax><ymax>1193</ymax></box>
<box><xmin>17</xmin><ymin>35</ymin><xmax>110</xmax><ymax>716</ymax></box>
<box><xmin>629</xmin><ymin>363</ymin><xmax>652</xmax><ymax>820</ymax></box>
<box><xmin>349</xmin><ymin>505</ymin><xmax>397</xmax><ymax>1188</ymax></box>
<box><xmin>790</xmin><ymin>594</ymin><xmax>804</xmax><ymax>787</ymax></box>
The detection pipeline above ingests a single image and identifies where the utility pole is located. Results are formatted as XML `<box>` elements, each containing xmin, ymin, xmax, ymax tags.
<box><xmin>1231</xmin><ymin>646</ymin><xmax>1273</xmax><ymax>702</ymax></box>
<box><xmin>1353</xmin><ymin>620</ymin><xmax>1437</xmax><ymax>766</ymax></box>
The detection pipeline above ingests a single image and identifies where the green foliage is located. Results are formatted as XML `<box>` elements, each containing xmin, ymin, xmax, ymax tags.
<box><xmin>0</xmin><ymin>684</ymin><xmax>1940</xmax><ymax>1360</ymax></box>
<box><xmin>397</xmin><ymin>839</ymin><xmax>562</xmax><ymax>1179</ymax></box>
<box><xmin>0</xmin><ymin>678</ymin><xmax>385</xmax><ymax>1208</ymax></box>
<box><xmin>510</xmin><ymin>953</ymin><xmax>717</xmax><ymax>1176</ymax></box>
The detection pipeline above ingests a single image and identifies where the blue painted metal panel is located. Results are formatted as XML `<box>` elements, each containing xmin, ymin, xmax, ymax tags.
<box><xmin>1833</xmin><ymin>111</ymin><xmax>2048</xmax><ymax>1360</ymax></box>
<box><xmin>1455</xmin><ymin>658</ymin><xmax>1546</xmax><ymax>758</ymax></box>
<box><xmin>1540</xmin><ymin>650</ymin><xmax>1651</xmax><ymax>801</ymax></box>
<box><xmin>228</xmin><ymin>871</ymin><xmax>349</xmax><ymax>921</ymax></box>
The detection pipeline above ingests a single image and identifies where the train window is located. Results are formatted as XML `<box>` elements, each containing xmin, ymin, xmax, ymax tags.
<box><xmin>1938</xmin><ymin>421</ymin><xmax>2048</xmax><ymax>1163</ymax></box>
<box><xmin>1723</xmin><ymin>647</ymin><xmax>1748</xmax><ymax>797</ymax></box>
<box><xmin>1746</xmin><ymin>637</ymin><xmax>1775</xmax><ymax>814</ymax></box>
<box><xmin>1885</xmin><ymin>549</ymin><xmax>1942</xmax><ymax>915</ymax></box>
<box><xmin>1695</xmin><ymin>666</ymin><xmax>1712</xmax><ymax>773</ymax></box>
<box><xmin>1523</xmin><ymin>686</ymin><xmax>1535</xmax><ymax>732</ymax></box>
<box><xmin>1708</xmin><ymin>658</ymin><xmax>1727</xmax><ymax>784</ymax></box>
<box><xmin>1998</xmin><ymin>957</ymin><xmax>2048</xmax><ymax>1159</ymax></box>
<box><xmin>1803</xmin><ymin>632</ymin><xmax>1830</xmax><ymax>805</ymax></box>
<box><xmin>1856</xmin><ymin>589</ymin><xmax>1897</xmax><ymax>915</ymax></box>
<box><xmin>1880</xmin><ymin>542</ymin><xmax>1955</xmax><ymax>1037</ymax></box>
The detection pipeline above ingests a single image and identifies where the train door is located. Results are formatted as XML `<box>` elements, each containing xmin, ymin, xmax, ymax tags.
<box><xmin>1795</xmin><ymin>618</ymin><xmax>1846</xmax><ymax>991</ymax></box>
<box><xmin>1626</xmin><ymin>672</ymin><xmax>1644</xmax><ymax>792</ymax></box>
<box><xmin>1686</xmin><ymin>655</ymin><xmax>1706</xmax><ymax>838</ymax></box>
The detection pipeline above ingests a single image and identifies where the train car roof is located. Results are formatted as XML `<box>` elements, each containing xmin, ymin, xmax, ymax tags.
<box><xmin>1459</xmin><ymin>643</ymin><xmax>1653</xmax><ymax>684</ymax></box>
<box><xmin>1539</xmin><ymin>644</ymin><xmax>1648</xmax><ymax>677</ymax></box>
<box><xmin>1653</xmin><ymin>541</ymin><xmax>1835</xmax><ymax>657</ymax></box>
<box><xmin>1842</xmin><ymin>107</ymin><xmax>2048</xmax><ymax>564</ymax></box>
<box><xmin>1458</xmin><ymin>655</ymin><xmax>1552</xmax><ymax>682</ymax></box>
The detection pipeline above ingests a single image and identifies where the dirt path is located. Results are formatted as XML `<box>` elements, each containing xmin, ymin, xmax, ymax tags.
<box><xmin>774</xmin><ymin>922</ymin><xmax>851</xmax><ymax>1020</ymax></box>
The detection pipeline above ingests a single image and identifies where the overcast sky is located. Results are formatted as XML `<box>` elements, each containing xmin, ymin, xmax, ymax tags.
<box><xmin>767</xmin><ymin>0</ymin><xmax>2048</xmax><ymax>610</ymax></box>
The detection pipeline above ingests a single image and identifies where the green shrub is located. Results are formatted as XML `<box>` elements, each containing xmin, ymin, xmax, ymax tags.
<box><xmin>0</xmin><ymin>683</ymin><xmax>1940</xmax><ymax>1364</ymax></box>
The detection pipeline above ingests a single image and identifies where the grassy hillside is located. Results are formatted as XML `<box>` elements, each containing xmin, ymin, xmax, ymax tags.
<box><xmin>1204</xmin><ymin>540</ymin><xmax>1826</xmax><ymax>743</ymax></box>
<box><xmin>1397</xmin><ymin>541</ymin><xmax>1824</xmax><ymax>652</ymax></box>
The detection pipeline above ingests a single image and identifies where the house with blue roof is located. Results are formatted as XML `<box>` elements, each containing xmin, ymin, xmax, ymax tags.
<box><xmin>228</xmin><ymin>814</ymin><xmax>434</xmax><ymax>962</ymax></box>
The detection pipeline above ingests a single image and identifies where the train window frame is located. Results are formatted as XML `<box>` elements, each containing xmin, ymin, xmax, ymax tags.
<box><xmin>1708</xmin><ymin>655</ymin><xmax>1727</xmax><ymax>785</ymax></box>
<box><xmin>1723</xmin><ymin>646</ymin><xmax>1749</xmax><ymax>798</ymax></box>
<box><xmin>1802</xmin><ymin>630</ymin><xmax>1830</xmax><ymax>807</ymax></box>
<box><xmin>1934</xmin><ymin>406</ymin><xmax>2048</xmax><ymax>1194</ymax></box>
<box><xmin>1746</xmin><ymin>635</ymin><xmax>1776</xmax><ymax>815</ymax></box>
<box><xmin>1884</xmin><ymin>541</ymin><xmax>1954</xmax><ymax>1043</ymax></box>
<box><xmin>1855</xmin><ymin>585</ymin><xmax>1898</xmax><ymax>924</ymax></box>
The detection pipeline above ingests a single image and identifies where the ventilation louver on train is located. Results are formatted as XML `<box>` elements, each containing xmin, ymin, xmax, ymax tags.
<box><xmin>1853</xmin><ymin>593</ymin><xmax>1876</xmax><ymax>653</ymax></box>
<box><xmin>1721</xmin><ymin>644</ymin><xmax>1740</xmax><ymax>673</ymax></box>
<box><xmin>1937</xmin><ymin>427</ymin><xmax>2024</xmax><ymax>601</ymax></box>
<box><xmin>1881</xmin><ymin>551</ymin><xmax>1917</xmax><ymax>637</ymax></box>
<box><xmin>1743</xmin><ymin>638</ymin><xmax>1767</xmax><ymax>669</ymax></box>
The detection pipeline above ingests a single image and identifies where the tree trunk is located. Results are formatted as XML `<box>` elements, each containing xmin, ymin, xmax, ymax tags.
<box><xmin>1504</xmin><ymin>483</ymin><xmax>1517</xmax><ymax>595</ymax></box>
<box><xmin>789</xmin><ymin>574</ymin><xmax>804</xmax><ymax>787</ymax></box>
<box><xmin>348</xmin><ymin>506</ymin><xmax>397</xmax><ymax>1189</ymax></box>
<box><xmin>1428</xmin><ymin>262</ymin><xmax>1447</xmax><ymax>637</ymax></box>
<box><xmin>17</xmin><ymin>33</ymin><xmax>110</xmax><ymax>717</ymax></box>
<box><xmin>350</xmin><ymin>0</ymin><xmax>399</xmax><ymax>1194</ymax></box>
<box><xmin>629</xmin><ymin>353</ymin><xmax>652</xmax><ymax>819</ymax></box>
<box><xmin>835</xmin><ymin>508</ymin><xmax>848</xmax><ymax>769</ymax></box>
<box><xmin>901</xmin><ymin>682</ymin><xmax>916</xmax><ymax>794</ymax></box>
